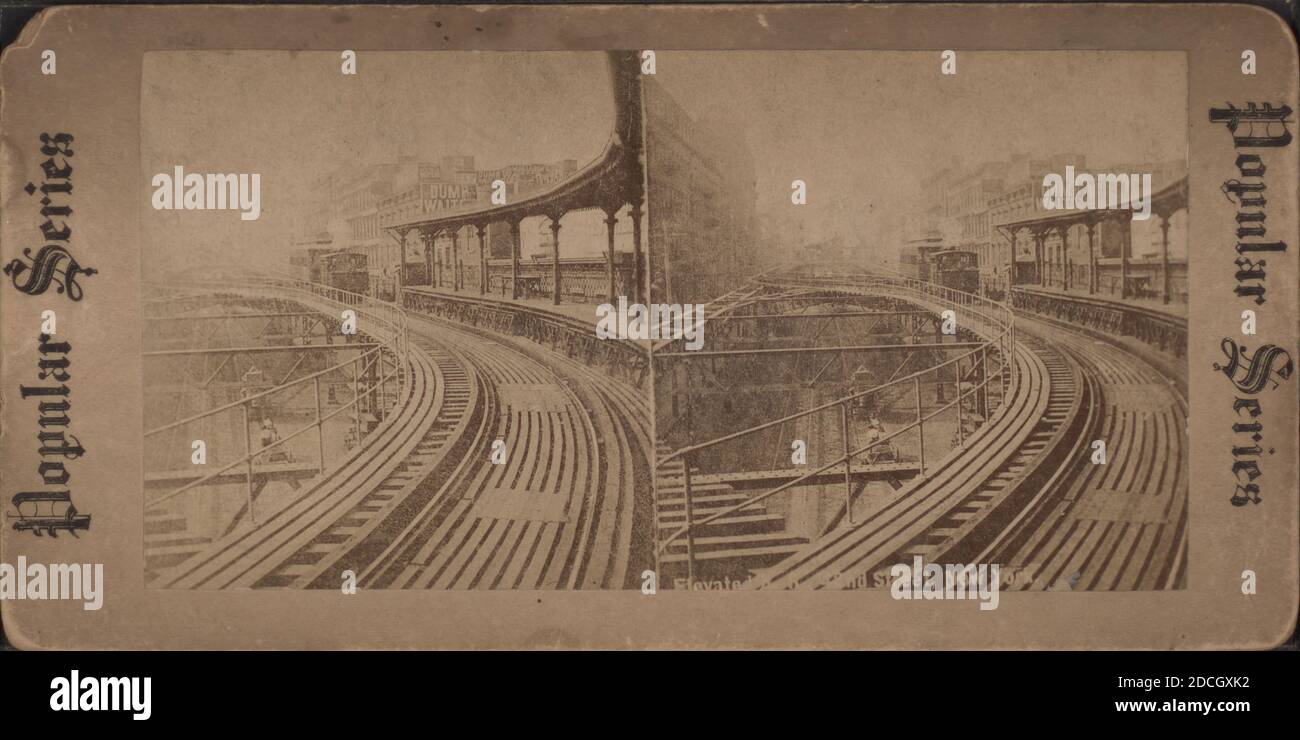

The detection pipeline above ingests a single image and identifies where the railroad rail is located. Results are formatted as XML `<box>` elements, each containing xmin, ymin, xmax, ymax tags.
<box><xmin>359</xmin><ymin>307</ymin><xmax>652</xmax><ymax>590</ymax></box>
<box><xmin>970</xmin><ymin>313</ymin><xmax>1188</xmax><ymax>590</ymax></box>
<box><xmin>144</xmin><ymin>276</ymin><xmax>410</xmax><ymax>526</ymax></box>
<box><xmin>731</xmin><ymin>267</ymin><xmax>1186</xmax><ymax>591</ymax></box>
<box><xmin>654</xmin><ymin>269</ymin><xmax>1019</xmax><ymax>584</ymax></box>
<box><xmin>150</xmin><ymin>277</ymin><xmax>651</xmax><ymax>590</ymax></box>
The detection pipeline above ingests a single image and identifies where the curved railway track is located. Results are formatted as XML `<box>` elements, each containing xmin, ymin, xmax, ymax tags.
<box><xmin>150</xmin><ymin>275</ymin><xmax>1184</xmax><ymax>593</ymax></box>
<box><xmin>252</xmin><ymin>337</ymin><xmax>480</xmax><ymax>588</ymax></box>
<box><xmin>363</xmin><ymin>312</ymin><xmax>652</xmax><ymax>590</ymax></box>
<box><xmin>745</xmin><ymin>333</ymin><xmax>1054</xmax><ymax>589</ymax></box>
<box><xmin>880</xmin><ymin>334</ymin><xmax>1092</xmax><ymax>571</ymax></box>
<box><xmin>737</xmin><ymin>275</ymin><xmax>1187</xmax><ymax>592</ymax></box>
<box><xmin>154</xmin><ymin>299</ymin><xmax>652</xmax><ymax>590</ymax></box>
<box><xmin>157</xmin><ymin>326</ymin><xmax>444</xmax><ymax>589</ymax></box>
<box><xmin>973</xmin><ymin>315</ymin><xmax>1188</xmax><ymax>590</ymax></box>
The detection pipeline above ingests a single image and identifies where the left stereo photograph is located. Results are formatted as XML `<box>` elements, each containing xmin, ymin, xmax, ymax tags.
<box><xmin>137</xmin><ymin>51</ymin><xmax>655</xmax><ymax>591</ymax></box>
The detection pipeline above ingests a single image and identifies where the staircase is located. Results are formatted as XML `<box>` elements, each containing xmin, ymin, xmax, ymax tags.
<box><xmin>655</xmin><ymin>443</ymin><xmax>808</xmax><ymax>586</ymax></box>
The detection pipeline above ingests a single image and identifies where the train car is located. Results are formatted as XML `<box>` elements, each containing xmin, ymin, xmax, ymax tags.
<box><xmin>289</xmin><ymin>247</ymin><xmax>332</xmax><ymax>283</ymax></box>
<box><xmin>897</xmin><ymin>246</ymin><xmax>930</xmax><ymax>282</ymax></box>
<box><xmin>321</xmin><ymin>250</ymin><xmax>369</xmax><ymax>295</ymax></box>
<box><xmin>897</xmin><ymin>242</ymin><xmax>945</xmax><ymax>283</ymax></box>
<box><xmin>929</xmin><ymin>248</ymin><xmax>980</xmax><ymax>294</ymax></box>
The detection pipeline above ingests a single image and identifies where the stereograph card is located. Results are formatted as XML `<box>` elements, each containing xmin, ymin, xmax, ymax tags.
<box><xmin>0</xmin><ymin>3</ymin><xmax>1296</xmax><ymax>648</ymax></box>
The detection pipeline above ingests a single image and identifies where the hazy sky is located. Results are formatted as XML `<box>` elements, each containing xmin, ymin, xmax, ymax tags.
<box><xmin>654</xmin><ymin>51</ymin><xmax>1187</xmax><ymax>253</ymax></box>
<box><xmin>141</xmin><ymin>51</ymin><xmax>613</xmax><ymax>275</ymax></box>
<box><xmin>140</xmin><ymin>50</ymin><xmax>1188</xmax><ymax>277</ymax></box>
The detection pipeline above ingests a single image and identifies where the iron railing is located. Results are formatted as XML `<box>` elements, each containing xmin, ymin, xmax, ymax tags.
<box><xmin>143</xmin><ymin>276</ymin><xmax>411</xmax><ymax>525</ymax></box>
<box><xmin>654</xmin><ymin>268</ymin><xmax>1017</xmax><ymax>583</ymax></box>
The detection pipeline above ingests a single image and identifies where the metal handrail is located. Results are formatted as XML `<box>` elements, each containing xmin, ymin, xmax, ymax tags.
<box><xmin>656</xmin><ymin>272</ymin><xmax>1015</xmax><ymax>467</ymax></box>
<box><xmin>402</xmin><ymin>283</ymin><xmax>646</xmax><ymax>355</ymax></box>
<box><xmin>143</xmin><ymin>276</ymin><xmax>413</xmax><ymax>524</ymax></box>
<box><xmin>654</xmin><ymin>269</ymin><xmax>1017</xmax><ymax>581</ymax></box>
<box><xmin>657</xmin><ymin>353</ymin><xmax>1012</xmax><ymax>554</ymax></box>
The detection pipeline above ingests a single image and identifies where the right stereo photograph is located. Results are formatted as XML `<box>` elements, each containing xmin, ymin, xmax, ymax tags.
<box><xmin>644</xmin><ymin>51</ymin><xmax>1190</xmax><ymax>593</ymax></box>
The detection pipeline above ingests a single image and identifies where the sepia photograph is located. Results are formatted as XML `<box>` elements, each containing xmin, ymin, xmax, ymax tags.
<box><xmin>138</xmin><ymin>50</ymin><xmax>654</xmax><ymax>590</ymax></box>
<box><xmin>0</xmin><ymin>4</ymin><xmax>1295</xmax><ymax>705</ymax></box>
<box><xmin>646</xmin><ymin>51</ymin><xmax>1189</xmax><ymax>593</ymax></box>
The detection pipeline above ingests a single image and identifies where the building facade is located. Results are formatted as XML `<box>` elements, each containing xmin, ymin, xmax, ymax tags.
<box><xmin>643</xmin><ymin>76</ymin><xmax>758</xmax><ymax>304</ymax></box>
<box><xmin>291</xmin><ymin>155</ymin><xmax>588</xmax><ymax>299</ymax></box>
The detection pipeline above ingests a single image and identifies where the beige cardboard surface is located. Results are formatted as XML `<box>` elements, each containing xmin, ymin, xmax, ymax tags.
<box><xmin>0</xmin><ymin>3</ymin><xmax>1296</xmax><ymax>648</ymax></box>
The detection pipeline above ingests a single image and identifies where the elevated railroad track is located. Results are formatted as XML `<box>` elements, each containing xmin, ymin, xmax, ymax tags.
<box><xmin>655</xmin><ymin>267</ymin><xmax>1187</xmax><ymax>591</ymax></box>
<box><xmin>150</xmin><ymin>280</ymin><xmax>652</xmax><ymax>590</ymax></box>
